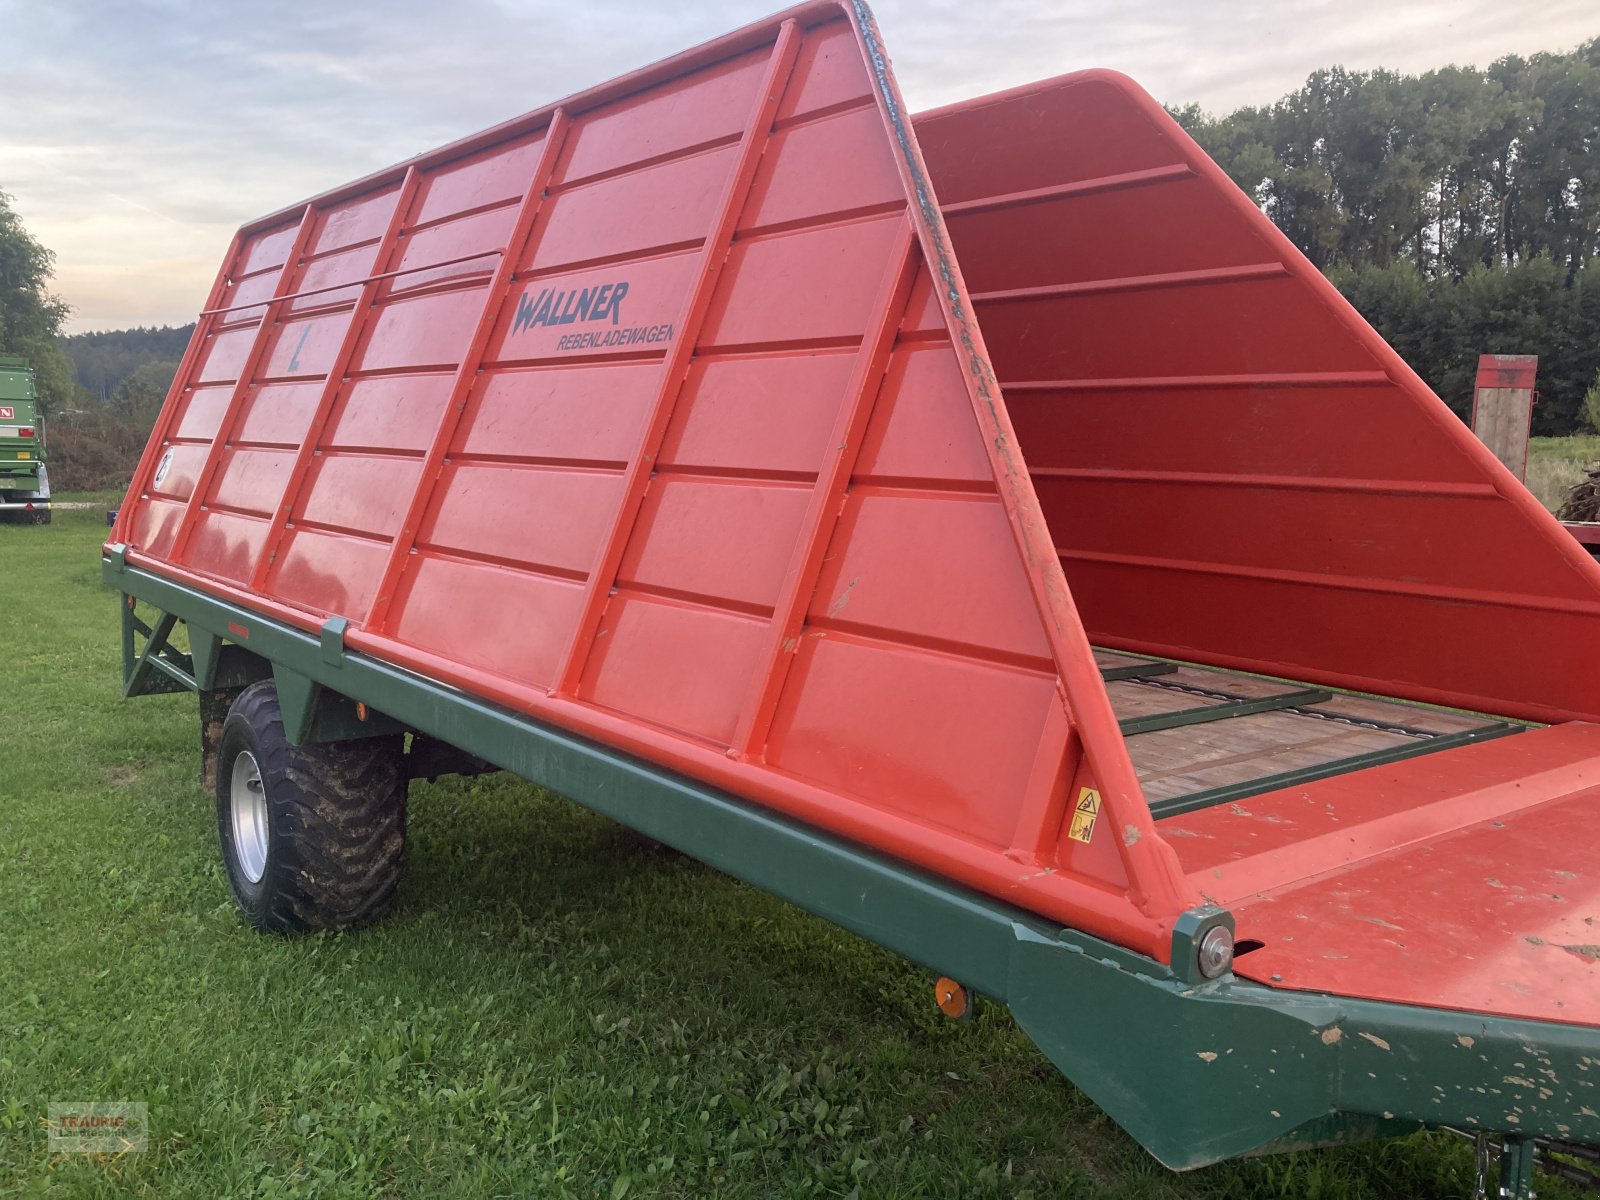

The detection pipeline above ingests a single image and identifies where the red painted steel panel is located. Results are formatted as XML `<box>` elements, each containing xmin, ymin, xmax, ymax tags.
<box><xmin>170</xmin><ymin>385</ymin><xmax>231</xmax><ymax>443</ymax></box>
<box><xmin>619</xmin><ymin>478</ymin><xmax>812</xmax><ymax>611</ymax></box>
<box><xmin>194</xmin><ymin>329</ymin><xmax>256</xmax><ymax>385</ymax></box>
<box><xmin>774</xmin><ymin>19</ymin><xmax>872</xmax><ymax>121</ymax></box>
<box><xmin>699</xmin><ymin>214</ymin><xmax>905</xmax><ymax>348</ymax></box>
<box><xmin>172</xmin><ymin>4</ymin><xmax>1600</xmax><ymax>978</ymax></box>
<box><xmin>266</xmin><ymin>527</ymin><xmax>391</xmax><ymax>619</ymax></box>
<box><xmin>326</xmin><ymin>376</ymin><xmax>452</xmax><ymax>454</ymax></box>
<box><xmin>582</xmin><ymin>594</ymin><xmax>769</xmax><ymax>744</ymax></box>
<box><xmin>1044</xmin><ymin>480</ymin><xmax>1596</xmax><ymax>601</ymax></box>
<box><xmin>455</xmin><ymin>364</ymin><xmax>656</xmax><ymax>464</ymax></box>
<box><xmin>261</xmin><ymin>312</ymin><xmax>352</xmax><ymax>381</ymax></box>
<box><xmin>290</xmin><ymin>243</ymin><xmax>380</xmax><ymax>312</ymax></box>
<box><xmin>658</xmin><ymin>353</ymin><xmax>855</xmax><ymax>475</ymax></box>
<box><xmin>209</xmin><ymin>447</ymin><xmax>293</xmax><ymax>516</ymax></box>
<box><xmin>918</xmin><ymin>69</ymin><xmax>1600</xmax><ymax>728</ymax></box>
<box><xmin>128</xmin><ymin>497</ymin><xmax>185</xmax><ymax>559</ymax></box>
<box><xmin>813</xmin><ymin>491</ymin><xmax>1051</xmax><ymax>663</ymax></box>
<box><xmin>1007</xmin><ymin>381</ymin><xmax>1484</xmax><ymax>485</ymax></box>
<box><xmin>537</xmin><ymin>146</ymin><xmax>737</xmax><ymax>270</ymax></box>
<box><xmin>897</xmin><ymin>267</ymin><xmax>945</xmax><ymax>336</ymax></box>
<box><xmin>413</xmin><ymin>136</ymin><xmax>545</xmax><ymax>227</ymax></box>
<box><xmin>356</xmin><ymin>289</ymin><xmax>485</xmax><ymax>373</ymax></box>
<box><xmin>148</xmin><ymin>442</ymin><xmax>208</xmax><ymax>503</ymax></box>
<box><xmin>501</xmin><ymin>251</ymin><xmax>699</xmax><ymax>360</ymax></box>
<box><xmin>215</xmin><ymin>272</ymin><xmax>278</xmax><ymax>326</ymax></box>
<box><xmin>950</xmin><ymin>175</ymin><xmax>1266</xmax><ymax>293</ymax></box>
<box><xmin>186</xmin><ymin>509</ymin><xmax>269</xmax><ymax>584</ymax></box>
<box><xmin>312</xmin><ymin>185</ymin><xmax>404</xmax><ymax>254</ymax></box>
<box><xmin>235</xmin><ymin>223</ymin><xmax>298</xmax><ymax>277</ymax></box>
<box><xmin>296</xmin><ymin>454</ymin><xmax>420</xmax><ymax>539</ymax></box>
<box><xmin>420</xmin><ymin>464</ymin><xmax>622</xmax><ymax>575</ymax></box>
<box><xmin>391</xmin><ymin>555</ymin><xmax>585</xmax><ymax>688</ymax></box>
<box><xmin>392</xmin><ymin>207</ymin><xmax>514</xmax><ymax>293</ymax></box>
<box><xmin>1477</xmin><ymin>353</ymin><xmax>1538</xmax><ymax>390</ymax></box>
<box><xmin>853</xmin><ymin>344</ymin><xmax>995</xmax><ymax>484</ymax></box>
<box><xmin>234</xmin><ymin>382</ymin><xmax>322</xmax><ymax>447</ymax></box>
<box><xmin>556</xmin><ymin>48</ymin><xmax>768</xmax><ymax>184</ymax></box>
<box><xmin>742</xmin><ymin>103</ymin><xmax>904</xmax><ymax>231</ymax></box>
<box><xmin>1164</xmin><ymin>724</ymin><xmax>1600</xmax><ymax>1025</ymax></box>
<box><xmin>768</xmin><ymin>633</ymin><xmax>1057</xmax><ymax>847</ymax></box>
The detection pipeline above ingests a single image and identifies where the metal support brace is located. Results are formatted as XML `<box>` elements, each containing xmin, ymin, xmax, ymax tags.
<box><xmin>121</xmin><ymin>599</ymin><xmax>197</xmax><ymax>697</ymax></box>
<box><xmin>1499</xmin><ymin>1135</ymin><xmax>1537</xmax><ymax>1199</ymax></box>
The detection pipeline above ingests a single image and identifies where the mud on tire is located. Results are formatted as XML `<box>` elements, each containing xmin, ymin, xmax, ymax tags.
<box><xmin>216</xmin><ymin>680</ymin><xmax>407</xmax><ymax>933</ymax></box>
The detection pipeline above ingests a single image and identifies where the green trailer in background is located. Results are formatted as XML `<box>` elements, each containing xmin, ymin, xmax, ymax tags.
<box><xmin>0</xmin><ymin>355</ymin><xmax>51</xmax><ymax>524</ymax></box>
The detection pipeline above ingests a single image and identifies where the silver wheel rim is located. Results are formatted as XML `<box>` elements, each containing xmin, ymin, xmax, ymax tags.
<box><xmin>230</xmin><ymin>751</ymin><xmax>269</xmax><ymax>884</ymax></box>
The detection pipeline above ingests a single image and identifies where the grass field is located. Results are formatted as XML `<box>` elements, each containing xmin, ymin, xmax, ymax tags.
<box><xmin>0</xmin><ymin>508</ymin><xmax>1578</xmax><ymax>1199</ymax></box>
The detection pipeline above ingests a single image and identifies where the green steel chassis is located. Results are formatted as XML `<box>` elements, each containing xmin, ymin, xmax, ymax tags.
<box><xmin>106</xmin><ymin>546</ymin><xmax>1600</xmax><ymax>1195</ymax></box>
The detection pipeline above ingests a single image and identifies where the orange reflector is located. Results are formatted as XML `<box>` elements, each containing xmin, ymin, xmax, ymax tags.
<box><xmin>935</xmin><ymin>976</ymin><xmax>970</xmax><ymax>1020</ymax></box>
<box><xmin>356</xmin><ymin>702</ymin><xmax>369</xmax><ymax>722</ymax></box>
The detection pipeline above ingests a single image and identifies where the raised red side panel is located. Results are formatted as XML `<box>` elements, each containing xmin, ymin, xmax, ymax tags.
<box><xmin>917</xmin><ymin>71</ymin><xmax>1600</xmax><ymax>727</ymax></box>
<box><xmin>112</xmin><ymin>5</ymin><xmax>1193</xmax><ymax>960</ymax></box>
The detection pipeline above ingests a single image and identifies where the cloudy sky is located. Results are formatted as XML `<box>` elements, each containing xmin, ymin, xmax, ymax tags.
<box><xmin>5</xmin><ymin>0</ymin><xmax>1596</xmax><ymax>332</ymax></box>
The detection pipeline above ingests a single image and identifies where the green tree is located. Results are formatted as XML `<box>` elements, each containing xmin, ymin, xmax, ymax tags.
<box><xmin>1583</xmin><ymin>367</ymin><xmax>1600</xmax><ymax>432</ymax></box>
<box><xmin>1182</xmin><ymin>38</ymin><xmax>1600</xmax><ymax>435</ymax></box>
<box><xmin>0</xmin><ymin>190</ymin><xmax>73</xmax><ymax>416</ymax></box>
<box><xmin>109</xmin><ymin>359</ymin><xmax>179</xmax><ymax>427</ymax></box>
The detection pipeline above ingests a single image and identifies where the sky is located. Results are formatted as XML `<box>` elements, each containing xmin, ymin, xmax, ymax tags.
<box><xmin>4</xmin><ymin>0</ymin><xmax>1596</xmax><ymax>333</ymax></box>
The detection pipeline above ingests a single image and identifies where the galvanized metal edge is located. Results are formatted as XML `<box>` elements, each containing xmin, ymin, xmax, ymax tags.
<box><xmin>103</xmin><ymin>552</ymin><xmax>1600</xmax><ymax>1169</ymax></box>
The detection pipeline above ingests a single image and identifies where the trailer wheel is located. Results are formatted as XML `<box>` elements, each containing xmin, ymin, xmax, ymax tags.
<box><xmin>216</xmin><ymin>680</ymin><xmax>407</xmax><ymax>934</ymax></box>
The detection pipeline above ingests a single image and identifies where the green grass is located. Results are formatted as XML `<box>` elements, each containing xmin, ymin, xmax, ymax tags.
<box><xmin>0</xmin><ymin>510</ymin><xmax>1572</xmax><ymax>1199</ymax></box>
<box><xmin>49</xmin><ymin>490</ymin><xmax>125</xmax><ymax>507</ymax></box>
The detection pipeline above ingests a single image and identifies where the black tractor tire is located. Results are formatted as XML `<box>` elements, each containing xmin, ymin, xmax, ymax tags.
<box><xmin>215</xmin><ymin>680</ymin><xmax>407</xmax><ymax>934</ymax></box>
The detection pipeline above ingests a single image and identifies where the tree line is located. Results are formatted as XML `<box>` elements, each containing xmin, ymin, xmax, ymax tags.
<box><xmin>1174</xmin><ymin>35</ymin><xmax>1600</xmax><ymax>432</ymax></box>
<box><xmin>65</xmin><ymin>324</ymin><xmax>191</xmax><ymax>410</ymax></box>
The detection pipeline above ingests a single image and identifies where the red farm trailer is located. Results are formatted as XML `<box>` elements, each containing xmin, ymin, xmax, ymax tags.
<box><xmin>105</xmin><ymin>4</ymin><xmax>1600</xmax><ymax>1194</ymax></box>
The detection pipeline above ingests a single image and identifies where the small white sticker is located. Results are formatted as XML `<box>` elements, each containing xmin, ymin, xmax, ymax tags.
<box><xmin>152</xmin><ymin>448</ymin><xmax>175</xmax><ymax>490</ymax></box>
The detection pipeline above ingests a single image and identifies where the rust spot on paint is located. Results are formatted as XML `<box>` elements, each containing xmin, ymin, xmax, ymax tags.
<box><xmin>1197</xmin><ymin>1052</ymin><xmax>1218</xmax><ymax>1062</ymax></box>
<box><xmin>1558</xmin><ymin>943</ymin><xmax>1600</xmax><ymax>962</ymax></box>
<box><xmin>1458</xmin><ymin>1035</ymin><xmax>1476</xmax><ymax>1048</ymax></box>
<box><xmin>1358</xmin><ymin>1032</ymin><xmax>1392</xmax><ymax>1051</ymax></box>
<box><xmin>1123</xmin><ymin>824</ymin><xmax>1141</xmax><ymax>846</ymax></box>
<box><xmin>1320</xmin><ymin>1028</ymin><xmax>1342</xmax><ymax>1045</ymax></box>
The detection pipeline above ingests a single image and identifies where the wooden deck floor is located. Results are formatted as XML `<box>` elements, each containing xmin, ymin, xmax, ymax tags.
<box><xmin>1093</xmin><ymin>651</ymin><xmax>1520</xmax><ymax>815</ymax></box>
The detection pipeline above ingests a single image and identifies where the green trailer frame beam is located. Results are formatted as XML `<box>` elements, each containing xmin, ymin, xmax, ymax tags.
<box><xmin>1118</xmin><ymin>687</ymin><xmax>1333</xmax><ymax>736</ymax></box>
<box><xmin>1099</xmin><ymin>660</ymin><xmax>1180</xmax><ymax>682</ymax></box>
<box><xmin>102</xmin><ymin>549</ymin><xmax>1600</xmax><ymax>1173</ymax></box>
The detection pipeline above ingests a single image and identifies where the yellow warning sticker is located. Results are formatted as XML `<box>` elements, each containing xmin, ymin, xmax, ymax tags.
<box><xmin>1067</xmin><ymin>787</ymin><xmax>1101</xmax><ymax>845</ymax></box>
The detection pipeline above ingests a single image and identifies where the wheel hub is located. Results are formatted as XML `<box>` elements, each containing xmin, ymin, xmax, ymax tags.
<box><xmin>229</xmin><ymin>750</ymin><xmax>268</xmax><ymax>884</ymax></box>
